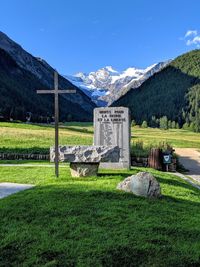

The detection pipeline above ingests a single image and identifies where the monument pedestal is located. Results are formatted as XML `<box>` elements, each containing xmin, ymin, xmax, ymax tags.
<box><xmin>70</xmin><ymin>163</ymin><xmax>99</xmax><ymax>177</ymax></box>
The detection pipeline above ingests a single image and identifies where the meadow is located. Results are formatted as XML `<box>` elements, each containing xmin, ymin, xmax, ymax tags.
<box><xmin>0</xmin><ymin>122</ymin><xmax>200</xmax><ymax>155</ymax></box>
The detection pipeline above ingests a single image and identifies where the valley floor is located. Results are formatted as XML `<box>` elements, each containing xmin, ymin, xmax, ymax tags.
<box><xmin>0</xmin><ymin>122</ymin><xmax>200</xmax><ymax>155</ymax></box>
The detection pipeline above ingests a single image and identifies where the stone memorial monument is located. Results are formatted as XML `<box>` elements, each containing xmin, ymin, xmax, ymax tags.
<box><xmin>94</xmin><ymin>107</ymin><xmax>131</xmax><ymax>169</ymax></box>
<box><xmin>50</xmin><ymin>145</ymin><xmax>120</xmax><ymax>177</ymax></box>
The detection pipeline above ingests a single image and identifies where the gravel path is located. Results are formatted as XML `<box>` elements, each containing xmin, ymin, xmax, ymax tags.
<box><xmin>0</xmin><ymin>182</ymin><xmax>34</xmax><ymax>199</ymax></box>
<box><xmin>171</xmin><ymin>172</ymin><xmax>200</xmax><ymax>190</ymax></box>
<box><xmin>175</xmin><ymin>148</ymin><xmax>200</xmax><ymax>183</ymax></box>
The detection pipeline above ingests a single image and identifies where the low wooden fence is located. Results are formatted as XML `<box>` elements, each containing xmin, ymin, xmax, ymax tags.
<box><xmin>131</xmin><ymin>155</ymin><xmax>176</xmax><ymax>172</ymax></box>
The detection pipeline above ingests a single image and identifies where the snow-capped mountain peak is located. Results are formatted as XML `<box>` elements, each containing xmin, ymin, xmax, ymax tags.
<box><xmin>104</xmin><ymin>66</ymin><xmax>118</xmax><ymax>73</ymax></box>
<box><xmin>144</xmin><ymin>63</ymin><xmax>157</xmax><ymax>72</ymax></box>
<box><xmin>65</xmin><ymin>61</ymin><xmax>170</xmax><ymax>106</ymax></box>
<box><xmin>123</xmin><ymin>67</ymin><xmax>143</xmax><ymax>76</ymax></box>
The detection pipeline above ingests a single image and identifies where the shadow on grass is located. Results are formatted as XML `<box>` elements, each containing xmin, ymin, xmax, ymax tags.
<box><xmin>64</xmin><ymin>122</ymin><xmax>93</xmax><ymax>127</ymax></box>
<box><xmin>1</xmin><ymin>185</ymin><xmax>200</xmax><ymax>266</ymax></box>
<box><xmin>64</xmin><ymin>126</ymin><xmax>93</xmax><ymax>135</ymax></box>
<box><xmin>156</xmin><ymin>176</ymin><xmax>200</xmax><ymax>193</ymax></box>
<box><xmin>0</xmin><ymin>122</ymin><xmax>54</xmax><ymax>129</ymax></box>
<box><xmin>98</xmin><ymin>172</ymin><xmax>134</xmax><ymax>179</ymax></box>
<box><xmin>2</xmin><ymin>183</ymin><xmax>200</xmax><ymax>208</ymax></box>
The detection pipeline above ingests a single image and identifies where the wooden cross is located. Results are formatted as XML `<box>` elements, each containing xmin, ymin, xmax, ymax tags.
<box><xmin>37</xmin><ymin>70</ymin><xmax>76</xmax><ymax>177</ymax></box>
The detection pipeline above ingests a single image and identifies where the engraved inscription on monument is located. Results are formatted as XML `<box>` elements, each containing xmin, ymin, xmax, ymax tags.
<box><xmin>94</xmin><ymin>107</ymin><xmax>131</xmax><ymax>169</ymax></box>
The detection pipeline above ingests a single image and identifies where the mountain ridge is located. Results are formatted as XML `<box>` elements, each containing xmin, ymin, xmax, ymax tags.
<box><xmin>0</xmin><ymin>31</ymin><xmax>96</xmax><ymax>122</ymax></box>
<box><xmin>66</xmin><ymin>62</ymin><xmax>169</xmax><ymax>106</ymax></box>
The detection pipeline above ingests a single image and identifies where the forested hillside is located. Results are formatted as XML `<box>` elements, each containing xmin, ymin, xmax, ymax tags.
<box><xmin>113</xmin><ymin>50</ymin><xmax>200</xmax><ymax>132</ymax></box>
<box><xmin>0</xmin><ymin>32</ymin><xmax>96</xmax><ymax>122</ymax></box>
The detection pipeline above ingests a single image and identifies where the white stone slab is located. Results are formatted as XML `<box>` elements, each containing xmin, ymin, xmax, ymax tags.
<box><xmin>50</xmin><ymin>145</ymin><xmax>120</xmax><ymax>163</ymax></box>
<box><xmin>0</xmin><ymin>182</ymin><xmax>34</xmax><ymax>199</ymax></box>
<box><xmin>94</xmin><ymin>107</ymin><xmax>131</xmax><ymax>169</ymax></box>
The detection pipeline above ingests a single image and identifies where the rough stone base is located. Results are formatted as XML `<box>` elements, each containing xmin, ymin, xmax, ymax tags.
<box><xmin>70</xmin><ymin>163</ymin><xmax>99</xmax><ymax>177</ymax></box>
<box><xmin>99</xmin><ymin>161</ymin><xmax>130</xmax><ymax>170</ymax></box>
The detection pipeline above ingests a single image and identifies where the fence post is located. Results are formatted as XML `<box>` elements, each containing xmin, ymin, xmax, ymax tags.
<box><xmin>148</xmin><ymin>148</ymin><xmax>163</xmax><ymax>170</ymax></box>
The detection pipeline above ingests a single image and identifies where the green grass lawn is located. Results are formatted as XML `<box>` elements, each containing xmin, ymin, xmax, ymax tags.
<box><xmin>0</xmin><ymin>164</ymin><xmax>200</xmax><ymax>266</ymax></box>
<box><xmin>1</xmin><ymin>122</ymin><xmax>200</xmax><ymax>266</ymax></box>
<box><xmin>0</xmin><ymin>122</ymin><xmax>200</xmax><ymax>155</ymax></box>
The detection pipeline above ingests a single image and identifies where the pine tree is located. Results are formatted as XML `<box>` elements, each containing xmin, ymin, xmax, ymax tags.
<box><xmin>131</xmin><ymin>119</ymin><xmax>136</xmax><ymax>127</ymax></box>
<box><xmin>141</xmin><ymin>121</ymin><xmax>148</xmax><ymax>128</ymax></box>
<box><xmin>159</xmin><ymin>116</ymin><xmax>168</xmax><ymax>130</ymax></box>
<box><xmin>182</xmin><ymin>122</ymin><xmax>190</xmax><ymax>130</ymax></box>
<box><xmin>171</xmin><ymin>121</ymin><xmax>176</xmax><ymax>129</ymax></box>
<box><xmin>168</xmin><ymin>120</ymin><xmax>172</xmax><ymax>129</ymax></box>
<box><xmin>176</xmin><ymin>122</ymin><xmax>180</xmax><ymax>129</ymax></box>
<box><xmin>151</xmin><ymin>116</ymin><xmax>157</xmax><ymax>128</ymax></box>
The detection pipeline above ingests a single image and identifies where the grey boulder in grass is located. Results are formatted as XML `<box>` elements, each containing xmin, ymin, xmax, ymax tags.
<box><xmin>117</xmin><ymin>172</ymin><xmax>161</xmax><ymax>198</ymax></box>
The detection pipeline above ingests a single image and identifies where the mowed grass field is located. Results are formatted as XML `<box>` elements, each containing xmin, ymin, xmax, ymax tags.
<box><xmin>0</xmin><ymin>122</ymin><xmax>93</xmax><ymax>154</ymax></box>
<box><xmin>0</xmin><ymin>166</ymin><xmax>200</xmax><ymax>266</ymax></box>
<box><xmin>0</xmin><ymin>122</ymin><xmax>200</xmax><ymax>154</ymax></box>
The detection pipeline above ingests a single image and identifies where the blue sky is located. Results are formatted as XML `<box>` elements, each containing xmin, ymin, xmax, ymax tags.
<box><xmin>0</xmin><ymin>0</ymin><xmax>200</xmax><ymax>74</ymax></box>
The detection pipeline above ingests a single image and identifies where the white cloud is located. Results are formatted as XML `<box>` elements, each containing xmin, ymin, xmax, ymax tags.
<box><xmin>183</xmin><ymin>30</ymin><xmax>200</xmax><ymax>48</ymax></box>
<box><xmin>193</xmin><ymin>36</ymin><xmax>200</xmax><ymax>43</ymax></box>
<box><xmin>185</xmin><ymin>30</ymin><xmax>197</xmax><ymax>38</ymax></box>
<box><xmin>186</xmin><ymin>36</ymin><xmax>200</xmax><ymax>46</ymax></box>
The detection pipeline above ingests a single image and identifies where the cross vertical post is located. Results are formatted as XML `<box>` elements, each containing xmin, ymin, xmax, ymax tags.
<box><xmin>36</xmin><ymin>70</ymin><xmax>76</xmax><ymax>177</ymax></box>
<box><xmin>54</xmin><ymin>71</ymin><xmax>59</xmax><ymax>177</ymax></box>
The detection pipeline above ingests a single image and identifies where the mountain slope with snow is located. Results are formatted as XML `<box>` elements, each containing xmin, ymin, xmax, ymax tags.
<box><xmin>66</xmin><ymin>62</ymin><xmax>170</xmax><ymax>106</ymax></box>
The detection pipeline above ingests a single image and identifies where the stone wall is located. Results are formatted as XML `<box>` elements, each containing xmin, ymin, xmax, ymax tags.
<box><xmin>131</xmin><ymin>156</ymin><xmax>148</xmax><ymax>167</ymax></box>
<box><xmin>0</xmin><ymin>153</ymin><xmax>49</xmax><ymax>160</ymax></box>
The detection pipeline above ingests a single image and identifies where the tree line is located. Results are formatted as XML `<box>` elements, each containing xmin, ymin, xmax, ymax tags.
<box><xmin>132</xmin><ymin>116</ymin><xmax>181</xmax><ymax>130</ymax></box>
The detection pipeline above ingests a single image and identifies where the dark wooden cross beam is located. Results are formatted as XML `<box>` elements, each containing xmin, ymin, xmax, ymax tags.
<box><xmin>37</xmin><ymin>70</ymin><xmax>76</xmax><ymax>177</ymax></box>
